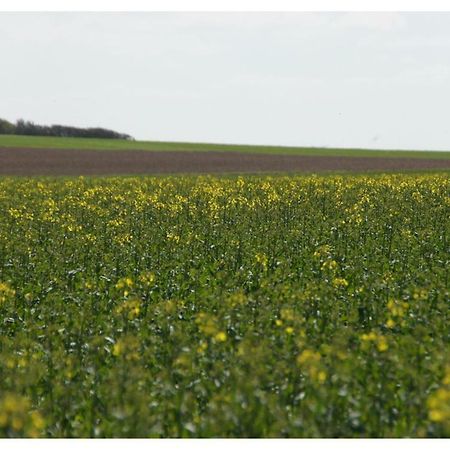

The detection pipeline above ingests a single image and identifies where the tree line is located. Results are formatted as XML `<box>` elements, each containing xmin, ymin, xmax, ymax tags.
<box><xmin>0</xmin><ymin>118</ymin><xmax>133</xmax><ymax>140</ymax></box>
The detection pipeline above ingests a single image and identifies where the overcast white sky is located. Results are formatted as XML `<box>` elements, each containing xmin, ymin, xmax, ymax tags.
<box><xmin>1</xmin><ymin>12</ymin><xmax>450</xmax><ymax>150</ymax></box>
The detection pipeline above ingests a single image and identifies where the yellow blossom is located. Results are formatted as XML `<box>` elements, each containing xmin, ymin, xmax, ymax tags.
<box><xmin>138</xmin><ymin>271</ymin><xmax>155</xmax><ymax>287</ymax></box>
<box><xmin>427</xmin><ymin>388</ymin><xmax>450</xmax><ymax>426</ymax></box>
<box><xmin>0</xmin><ymin>281</ymin><xmax>15</xmax><ymax>304</ymax></box>
<box><xmin>360</xmin><ymin>331</ymin><xmax>388</xmax><ymax>352</ymax></box>
<box><xmin>255</xmin><ymin>253</ymin><xmax>268</xmax><ymax>270</ymax></box>
<box><xmin>115</xmin><ymin>298</ymin><xmax>141</xmax><ymax>320</ymax></box>
<box><xmin>214</xmin><ymin>331</ymin><xmax>227</xmax><ymax>342</ymax></box>
<box><xmin>386</xmin><ymin>318</ymin><xmax>396</xmax><ymax>328</ymax></box>
<box><xmin>112</xmin><ymin>336</ymin><xmax>140</xmax><ymax>361</ymax></box>
<box><xmin>297</xmin><ymin>349</ymin><xmax>327</xmax><ymax>384</ymax></box>
<box><xmin>332</xmin><ymin>277</ymin><xmax>349</xmax><ymax>288</ymax></box>
<box><xmin>197</xmin><ymin>341</ymin><xmax>208</xmax><ymax>354</ymax></box>
<box><xmin>321</xmin><ymin>260</ymin><xmax>338</xmax><ymax>271</ymax></box>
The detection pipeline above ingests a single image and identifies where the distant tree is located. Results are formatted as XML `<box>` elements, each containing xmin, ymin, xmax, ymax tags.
<box><xmin>0</xmin><ymin>118</ymin><xmax>133</xmax><ymax>140</ymax></box>
<box><xmin>0</xmin><ymin>118</ymin><xmax>16</xmax><ymax>135</ymax></box>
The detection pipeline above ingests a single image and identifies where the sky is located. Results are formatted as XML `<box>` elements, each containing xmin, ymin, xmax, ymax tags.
<box><xmin>1</xmin><ymin>12</ymin><xmax>450</xmax><ymax>150</ymax></box>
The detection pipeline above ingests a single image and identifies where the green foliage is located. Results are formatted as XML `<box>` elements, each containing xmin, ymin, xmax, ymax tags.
<box><xmin>0</xmin><ymin>118</ymin><xmax>15</xmax><ymax>135</ymax></box>
<box><xmin>0</xmin><ymin>173</ymin><xmax>448</xmax><ymax>437</ymax></box>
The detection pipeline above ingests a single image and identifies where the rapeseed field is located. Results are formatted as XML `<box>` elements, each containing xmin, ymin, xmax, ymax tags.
<box><xmin>0</xmin><ymin>174</ymin><xmax>448</xmax><ymax>437</ymax></box>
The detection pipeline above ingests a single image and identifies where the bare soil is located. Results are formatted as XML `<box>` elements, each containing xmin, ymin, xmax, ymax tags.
<box><xmin>1</xmin><ymin>147</ymin><xmax>449</xmax><ymax>176</ymax></box>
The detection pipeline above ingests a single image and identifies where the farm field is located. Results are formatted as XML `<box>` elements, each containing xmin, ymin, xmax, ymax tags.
<box><xmin>1</xmin><ymin>147</ymin><xmax>450</xmax><ymax>176</ymax></box>
<box><xmin>1</xmin><ymin>135</ymin><xmax>450</xmax><ymax>176</ymax></box>
<box><xmin>2</xmin><ymin>134</ymin><xmax>450</xmax><ymax>159</ymax></box>
<box><xmin>0</xmin><ymin>173</ymin><xmax>449</xmax><ymax>437</ymax></box>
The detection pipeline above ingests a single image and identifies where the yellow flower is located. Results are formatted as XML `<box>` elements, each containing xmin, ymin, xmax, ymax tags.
<box><xmin>429</xmin><ymin>410</ymin><xmax>445</xmax><ymax>422</ymax></box>
<box><xmin>318</xmin><ymin>371</ymin><xmax>327</xmax><ymax>383</ymax></box>
<box><xmin>115</xmin><ymin>277</ymin><xmax>134</xmax><ymax>297</ymax></box>
<box><xmin>377</xmin><ymin>336</ymin><xmax>388</xmax><ymax>352</ymax></box>
<box><xmin>387</xmin><ymin>299</ymin><xmax>409</xmax><ymax>316</ymax></box>
<box><xmin>285</xmin><ymin>327</ymin><xmax>294</xmax><ymax>335</ymax></box>
<box><xmin>112</xmin><ymin>341</ymin><xmax>123</xmax><ymax>356</ymax></box>
<box><xmin>112</xmin><ymin>336</ymin><xmax>140</xmax><ymax>361</ymax></box>
<box><xmin>28</xmin><ymin>412</ymin><xmax>45</xmax><ymax>438</ymax></box>
<box><xmin>196</xmin><ymin>312</ymin><xmax>226</xmax><ymax>342</ymax></box>
<box><xmin>225</xmin><ymin>291</ymin><xmax>247</xmax><ymax>307</ymax></box>
<box><xmin>255</xmin><ymin>253</ymin><xmax>268</xmax><ymax>270</ymax></box>
<box><xmin>166</xmin><ymin>232</ymin><xmax>180</xmax><ymax>243</ymax></box>
<box><xmin>332</xmin><ymin>277</ymin><xmax>349</xmax><ymax>288</ymax></box>
<box><xmin>115</xmin><ymin>298</ymin><xmax>141</xmax><ymax>320</ymax></box>
<box><xmin>214</xmin><ymin>331</ymin><xmax>227</xmax><ymax>342</ymax></box>
<box><xmin>360</xmin><ymin>331</ymin><xmax>388</xmax><ymax>352</ymax></box>
<box><xmin>0</xmin><ymin>281</ymin><xmax>15</xmax><ymax>303</ymax></box>
<box><xmin>297</xmin><ymin>349</ymin><xmax>321</xmax><ymax>365</ymax></box>
<box><xmin>412</xmin><ymin>288</ymin><xmax>428</xmax><ymax>301</ymax></box>
<box><xmin>321</xmin><ymin>260</ymin><xmax>338</xmax><ymax>271</ymax></box>
<box><xmin>360</xmin><ymin>331</ymin><xmax>377</xmax><ymax>342</ymax></box>
<box><xmin>386</xmin><ymin>318</ymin><xmax>396</xmax><ymax>328</ymax></box>
<box><xmin>427</xmin><ymin>387</ymin><xmax>450</xmax><ymax>426</ymax></box>
<box><xmin>116</xmin><ymin>277</ymin><xmax>133</xmax><ymax>289</ymax></box>
<box><xmin>138</xmin><ymin>271</ymin><xmax>155</xmax><ymax>287</ymax></box>
<box><xmin>197</xmin><ymin>341</ymin><xmax>208</xmax><ymax>354</ymax></box>
<box><xmin>313</xmin><ymin>244</ymin><xmax>332</xmax><ymax>258</ymax></box>
<box><xmin>297</xmin><ymin>349</ymin><xmax>327</xmax><ymax>384</ymax></box>
<box><xmin>0</xmin><ymin>394</ymin><xmax>44</xmax><ymax>437</ymax></box>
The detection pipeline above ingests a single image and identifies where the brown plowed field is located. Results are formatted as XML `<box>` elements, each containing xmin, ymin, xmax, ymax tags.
<box><xmin>1</xmin><ymin>147</ymin><xmax>449</xmax><ymax>176</ymax></box>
